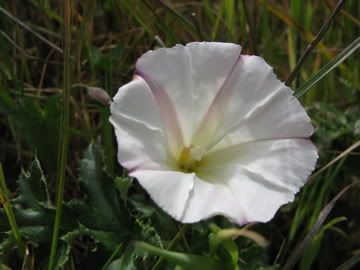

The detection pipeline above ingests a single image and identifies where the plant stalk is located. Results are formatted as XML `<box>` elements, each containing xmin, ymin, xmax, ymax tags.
<box><xmin>0</xmin><ymin>163</ymin><xmax>25</xmax><ymax>256</ymax></box>
<box><xmin>48</xmin><ymin>0</ymin><xmax>72</xmax><ymax>268</ymax></box>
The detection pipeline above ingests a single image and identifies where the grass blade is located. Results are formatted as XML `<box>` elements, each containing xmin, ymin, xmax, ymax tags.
<box><xmin>309</xmin><ymin>140</ymin><xmax>360</xmax><ymax>181</ymax></box>
<box><xmin>286</xmin><ymin>0</ymin><xmax>346</xmax><ymax>84</ymax></box>
<box><xmin>335</xmin><ymin>254</ymin><xmax>360</xmax><ymax>270</ymax></box>
<box><xmin>0</xmin><ymin>163</ymin><xmax>25</xmax><ymax>256</ymax></box>
<box><xmin>48</xmin><ymin>0</ymin><xmax>72</xmax><ymax>268</ymax></box>
<box><xmin>159</xmin><ymin>0</ymin><xmax>200</xmax><ymax>38</ymax></box>
<box><xmin>262</xmin><ymin>0</ymin><xmax>335</xmax><ymax>61</ymax></box>
<box><xmin>283</xmin><ymin>184</ymin><xmax>354</xmax><ymax>270</ymax></box>
<box><xmin>240</xmin><ymin>0</ymin><xmax>256</xmax><ymax>53</ymax></box>
<box><xmin>294</xmin><ymin>37</ymin><xmax>360</xmax><ymax>98</ymax></box>
<box><xmin>0</xmin><ymin>6</ymin><xmax>62</xmax><ymax>54</ymax></box>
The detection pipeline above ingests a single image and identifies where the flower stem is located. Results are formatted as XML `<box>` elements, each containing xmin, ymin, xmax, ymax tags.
<box><xmin>0</xmin><ymin>163</ymin><xmax>25</xmax><ymax>256</ymax></box>
<box><xmin>48</xmin><ymin>0</ymin><xmax>72</xmax><ymax>269</ymax></box>
<box><xmin>152</xmin><ymin>224</ymin><xmax>189</xmax><ymax>270</ymax></box>
<box><xmin>135</xmin><ymin>240</ymin><xmax>223</xmax><ymax>270</ymax></box>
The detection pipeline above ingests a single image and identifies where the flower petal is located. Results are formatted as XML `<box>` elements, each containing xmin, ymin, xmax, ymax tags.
<box><xmin>200</xmin><ymin>139</ymin><xmax>318</xmax><ymax>192</ymax></box>
<box><xmin>225</xmin><ymin>167</ymin><xmax>296</xmax><ymax>222</ymax></box>
<box><xmin>110</xmin><ymin>78</ymin><xmax>169</xmax><ymax>171</ymax></box>
<box><xmin>197</xmin><ymin>138</ymin><xmax>318</xmax><ymax>222</ymax></box>
<box><xmin>180</xmin><ymin>177</ymin><xmax>247</xmax><ymax>225</ymax></box>
<box><xmin>193</xmin><ymin>55</ymin><xmax>313</xmax><ymax>150</ymax></box>
<box><xmin>131</xmin><ymin>170</ymin><xmax>194</xmax><ymax>221</ymax></box>
<box><xmin>135</xmin><ymin>42</ymin><xmax>241</xmax><ymax>145</ymax></box>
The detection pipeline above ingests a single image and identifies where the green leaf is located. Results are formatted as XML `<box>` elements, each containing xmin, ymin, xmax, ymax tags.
<box><xmin>0</xmin><ymin>89</ymin><xmax>14</xmax><ymax>115</ymax></box>
<box><xmin>54</xmin><ymin>229</ymin><xmax>82</xmax><ymax>270</ymax></box>
<box><xmin>16</xmin><ymin>158</ymin><xmax>50</xmax><ymax>210</ymax></box>
<box><xmin>54</xmin><ymin>242</ymin><xmax>72</xmax><ymax>270</ymax></box>
<box><xmin>12</xmin><ymin>96</ymin><xmax>60</xmax><ymax>171</ymax></box>
<box><xmin>78</xmin><ymin>224</ymin><xmax>123</xmax><ymax>252</ymax></box>
<box><xmin>295</xmin><ymin>37</ymin><xmax>360</xmax><ymax>98</ymax></box>
<box><xmin>115</xmin><ymin>176</ymin><xmax>133</xmax><ymax>205</ymax></box>
<box><xmin>62</xmin><ymin>200</ymin><xmax>120</xmax><ymax>231</ymax></box>
<box><xmin>209</xmin><ymin>224</ymin><xmax>238</xmax><ymax>270</ymax></box>
<box><xmin>79</xmin><ymin>143</ymin><xmax>122</xmax><ymax>225</ymax></box>
<box><xmin>135</xmin><ymin>218</ymin><xmax>163</xmax><ymax>249</ymax></box>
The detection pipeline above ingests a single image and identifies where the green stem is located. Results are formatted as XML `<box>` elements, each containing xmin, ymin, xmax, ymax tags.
<box><xmin>135</xmin><ymin>241</ymin><xmax>223</xmax><ymax>270</ymax></box>
<box><xmin>101</xmin><ymin>243</ymin><xmax>123</xmax><ymax>270</ymax></box>
<box><xmin>0</xmin><ymin>163</ymin><xmax>25</xmax><ymax>256</ymax></box>
<box><xmin>152</xmin><ymin>224</ymin><xmax>189</xmax><ymax>270</ymax></box>
<box><xmin>48</xmin><ymin>1</ymin><xmax>72</xmax><ymax>269</ymax></box>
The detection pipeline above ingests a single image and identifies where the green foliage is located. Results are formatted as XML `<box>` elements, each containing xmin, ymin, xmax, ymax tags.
<box><xmin>9</xmin><ymin>96</ymin><xmax>60</xmax><ymax>172</ymax></box>
<box><xmin>16</xmin><ymin>158</ymin><xmax>50</xmax><ymax>210</ymax></box>
<box><xmin>0</xmin><ymin>144</ymin><xmax>129</xmax><ymax>268</ymax></box>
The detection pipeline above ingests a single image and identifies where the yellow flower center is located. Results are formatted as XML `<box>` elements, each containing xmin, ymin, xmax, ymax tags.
<box><xmin>177</xmin><ymin>145</ymin><xmax>205</xmax><ymax>173</ymax></box>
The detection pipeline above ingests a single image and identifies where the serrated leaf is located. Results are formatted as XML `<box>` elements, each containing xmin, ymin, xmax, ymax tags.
<box><xmin>16</xmin><ymin>158</ymin><xmax>50</xmax><ymax>210</ymax></box>
<box><xmin>55</xmin><ymin>242</ymin><xmax>72</xmax><ymax>270</ymax></box>
<box><xmin>62</xmin><ymin>200</ymin><xmax>119</xmax><ymax>231</ymax></box>
<box><xmin>78</xmin><ymin>224</ymin><xmax>123</xmax><ymax>252</ymax></box>
<box><xmin>54</xmin><ymin>229</ymin><xmax>82</xmax><ymax>270</ymax></box>
<box><xmin>129</xmin><ymin>194</ymin><xmax>177</xmax><ymax>238</ymax></box>
<box><xmin>20</xmin><ymin>225</ymin><xmax>52</xmax><ymax>245</ymax></box>
<box><xmin>115</xmin><ymin>176</ymin><xmax>133</xmax><ymax>205</ymax></box>
<box><xmin>0</xmin><ymin>234</ymin><xmax>16</xmax><ymax>258</ymax></box>
<box><xmin>135</xmin><ymin>218</ymin><xmax>163</xmax><ymax>249</ymax></box>
<box><xmin>79</xmin><ymin>143</ymin><xmax>122</xmax><ymax>225</ymax></box>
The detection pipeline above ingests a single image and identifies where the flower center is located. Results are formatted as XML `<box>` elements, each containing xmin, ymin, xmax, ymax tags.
<box><xmin>177</xmin><ymin>145</ymin><xmax>205</xmax><ymax>173</ymax></box>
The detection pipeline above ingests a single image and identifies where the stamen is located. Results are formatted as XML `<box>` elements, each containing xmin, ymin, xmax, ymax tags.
<box><xmin>177</xmin><ymin>145</ymin><xmax>205</xmax><ymax>173</ymax></box>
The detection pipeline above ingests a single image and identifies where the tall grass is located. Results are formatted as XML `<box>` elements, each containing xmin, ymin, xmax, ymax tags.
<box><xmin>48</xmin><ymin>0</ymin><xmax>72</xmax><ymax>268</ymax></box>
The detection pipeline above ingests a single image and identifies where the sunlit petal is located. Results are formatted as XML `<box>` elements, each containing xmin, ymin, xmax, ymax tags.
<box><xmin>131</xmin><ymin>170</ymin><xmax>194</xmax><ymax>220</ymax></box>
<box><xmin>193</xmin><ymin>55</ymin><xmax>313</xmax><ymax>150</ymax></box>
<box><xmin>180</xmin><ymin>177</ymin><xmax>247</xmax><ymax>225</ymax></box>
<box><xmin>110</xmin><ymin>78</ymin><xmax>169</xmax><ymax>171</ymax></box>
<box><xmin>200</xmin><ymin>139</ymin><xmax>317</xmax><ymax>191</ymax></box>
<box><xmin>136</xmin><ymin>42</ymin><xmax>241</xmax><ymax>145</ymax></box>
<box><xmin>197</xmin><ymin>139</ymin><xmax>318</xmax><ymax>222</ymax></box>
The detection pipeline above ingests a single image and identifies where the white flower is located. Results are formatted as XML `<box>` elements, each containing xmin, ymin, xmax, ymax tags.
<box><xmin>110</xmin><ymin>42</ymin><xmax>318</xmax><ymax>225</ymax></box>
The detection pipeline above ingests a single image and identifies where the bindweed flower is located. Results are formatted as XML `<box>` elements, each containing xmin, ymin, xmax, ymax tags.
<box><xmin>110</xmin><ymin>42</ymin><xmax>318</xmax><ymax>225</ymax></box>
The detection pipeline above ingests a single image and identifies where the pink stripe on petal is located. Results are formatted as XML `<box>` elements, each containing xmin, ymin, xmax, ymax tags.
<box><xmin>192</xmin><ymin>54</ymin><xmax>242</xmax><ymax>147</ymax></box>
<box><xmin>135</xmin><ymin>69</ymin><xmax>184</xmax><ymax>154</ymax></box>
